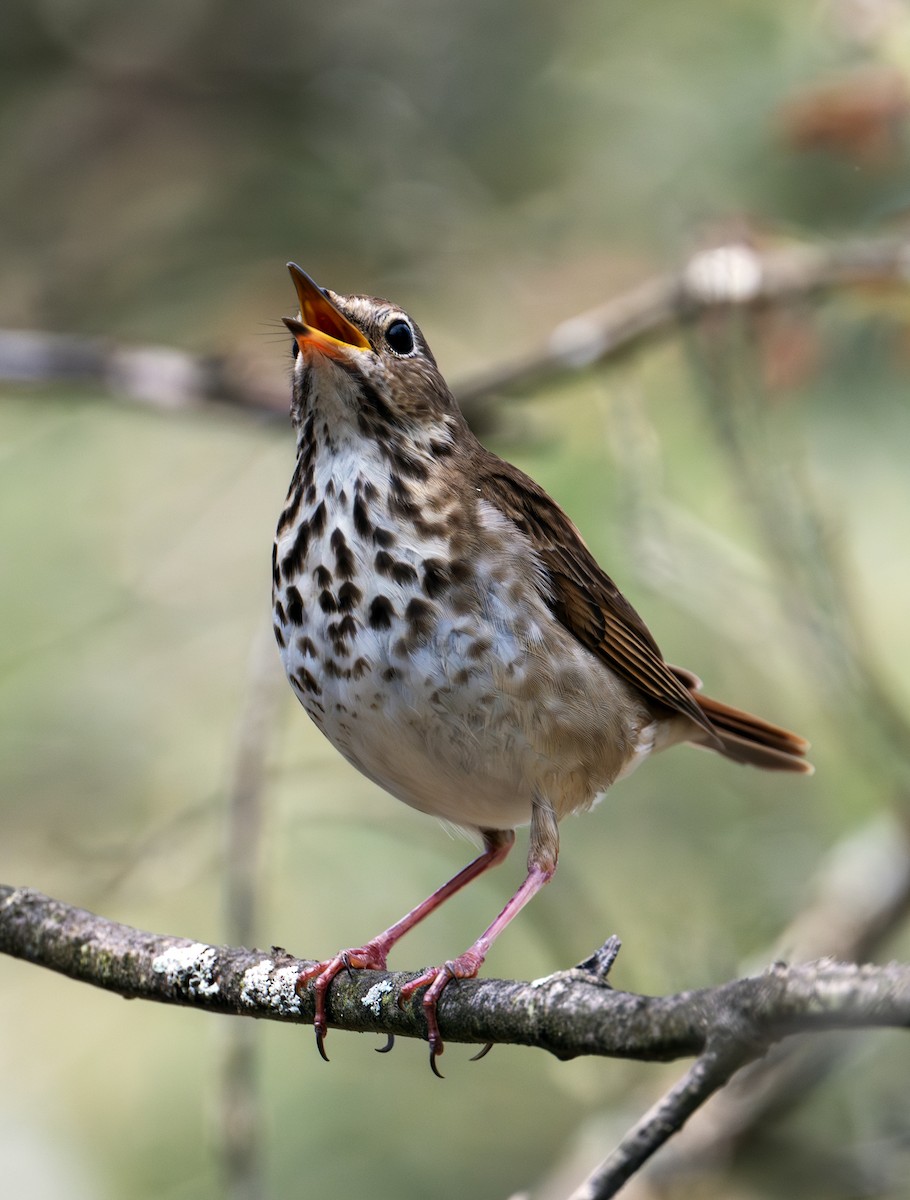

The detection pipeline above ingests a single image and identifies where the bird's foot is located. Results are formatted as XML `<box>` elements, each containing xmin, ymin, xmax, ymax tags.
<box><xmin>297</xmin><ymin>942</ymin><xmax>389</xmax><ymax>1060</ymax></box>
<box><xmin>398</xmin><ymin>948</ymin><xmax>486</xmax><ymax>1078</ymax></box>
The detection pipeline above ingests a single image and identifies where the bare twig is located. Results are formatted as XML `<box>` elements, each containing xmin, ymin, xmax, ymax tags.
<box><xmin>570</xmin><ymin>1048</ymin><xmax>743</xmax><ymax>1200</ymax></box>
<box><xmin>610</xmin><ymin>816</ymin><xmax>910</xmax><ymax>1199</ymax></box>
<box><xmin>564</xmin><ymin>816</ymin><xmax>910</xmax><ymax>1198</ymax></box>
<box><xmin>456</xmin><ymin>234</ymin><xmax>910</xmax><ymax>404</ymax></box>
<box><xmin>219</xmin><ymin>622</ymin><xmax>287</xmax><ymax>1200</ymax></box>
<box><xmin>0</xmin><ymin>328</ymin><xmax>289</xmax><ymax>418</ymax></box>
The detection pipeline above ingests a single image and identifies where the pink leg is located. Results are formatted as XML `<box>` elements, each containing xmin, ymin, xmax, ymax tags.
<box><xmin>298</xmin><ymin>829</ymin><xmax>514</xmax><ymax>1059</ymax></box>
<box><xmin>398</xmin><ymin>857</ymin><xmax>556</xmax><ymax>1076</ymax></box>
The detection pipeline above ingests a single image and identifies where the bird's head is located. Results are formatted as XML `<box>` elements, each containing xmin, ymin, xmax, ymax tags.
<box><xmin>283</xmin><ymin>263</ymin><xmax>462</xmax><ymax>442</ymax></box>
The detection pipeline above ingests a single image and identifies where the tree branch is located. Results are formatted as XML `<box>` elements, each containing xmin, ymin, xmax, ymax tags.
<box><xmin>2</xmin><ymin>884</ymin><xmax>910</xmax><ymax>1064</ymax></box>
<box><xmin>570</xmin><ymin>1048</ymin><xmax>743</xmax><ymax>1200</ymax></box>
<box><xmin>455</xmin><ymin>233</ymin><xmax>910</xmax><ymax>404</ymax></box>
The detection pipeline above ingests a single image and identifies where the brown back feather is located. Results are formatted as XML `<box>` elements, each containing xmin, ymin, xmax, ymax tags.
<box><xmin>478</xmin><ymin>454</ymin><xmax>718</xmax><ymax>739</ymax></box>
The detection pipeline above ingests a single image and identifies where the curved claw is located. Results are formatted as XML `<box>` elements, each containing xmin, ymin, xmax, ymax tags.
<box><xmin>297</xmin><ymin>943</ymin><xmax>391</xmax><ymax>1064</ymax></box>
<box><xmin>429</xmin><ymin>1041</ymin><xmax>445</xmax><ymax>1079</ymax></box>
<box><xmin>469</xmin><ymin>1042</ymin><xmax>493</xmax><ymax>1062</ymax></box>
<box><xmin>399</xmin><ymin>954</ymin><xmax>488</xmax><ymax>1076</ymax></box>
<box><xmin>375</xmin><ymin>1034</ymin><xmax>396</xmax><ymax>1054</ymax></box>
<box><xmin>315</xmin><ymin>1024</ymin><xmax>330</xmax><ymax>1063</ymax></box>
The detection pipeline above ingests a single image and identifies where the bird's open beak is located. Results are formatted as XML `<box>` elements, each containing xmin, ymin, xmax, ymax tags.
<box><xmin>283</xmin><ymin>262</ymin><xmax>372</xmax><ymax>357</ymax></box>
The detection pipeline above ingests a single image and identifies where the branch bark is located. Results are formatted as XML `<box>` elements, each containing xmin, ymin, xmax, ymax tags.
<box><xmin>3</xmin><ymin>884</ymin><xmax>910</xmax><ymax>1060</ymax></box>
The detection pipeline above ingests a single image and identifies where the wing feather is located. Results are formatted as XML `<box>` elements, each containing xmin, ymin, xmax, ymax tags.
<box><xmin>481</xmin><ymin>457</ymin><xmax>716</xmax><ymax>737</ymax></box>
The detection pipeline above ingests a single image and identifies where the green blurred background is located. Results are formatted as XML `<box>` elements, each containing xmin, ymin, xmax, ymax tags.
<box><xmin>3</xmin><ymin>1</ymin><xmax>910</xmax><ymax>1197</ymax></box>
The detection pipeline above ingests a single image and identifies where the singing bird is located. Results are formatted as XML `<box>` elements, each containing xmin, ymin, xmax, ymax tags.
<box><xmin>272</xmin><ymin>263</ymin><xmax>811</xmax><ymax>1072</ymax></box>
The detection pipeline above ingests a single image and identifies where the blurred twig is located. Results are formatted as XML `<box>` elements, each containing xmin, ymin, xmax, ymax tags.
<box><xmin>0</xmin><ymin>328</ymin><xmax>289</xmax><ymax>419</ymax></box>
<box><xmin>455</xmin><ymin>233</ymin><xmax>910</xmax><ymax>405</ymax></box>
<box><xmin>684</xmin><ymin>311</ymin><xmax>910</xmax><ymax>764</ymax></box>
<box><xmin>569</xmin><ymin>1046</ymin><xmax>746</xmax><ymax>1200</ymax></box>
<box><xmin>219</xmin><ymin>622</ymin><xmax>287</xmax><ymax>1200</ymax></box>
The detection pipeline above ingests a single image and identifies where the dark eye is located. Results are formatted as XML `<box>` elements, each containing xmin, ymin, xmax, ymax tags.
<box><xmin>385</xmin><ymin>319</ymin><xmax>415</xmax><ymax>355</ymax></box>
<box><xmin>290</xmin><ymin>338</ymin><xmax>300</xmax><ymax>359</ymax></box>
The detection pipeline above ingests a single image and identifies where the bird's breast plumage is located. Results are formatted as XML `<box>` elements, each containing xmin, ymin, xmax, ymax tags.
<box><xmin>272</xmin><ymin>419</ymin><xmax>650</xmax><ymax>833</ymax></box>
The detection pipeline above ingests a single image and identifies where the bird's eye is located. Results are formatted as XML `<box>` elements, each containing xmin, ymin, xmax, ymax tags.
<box><xmin>385</xmin><ymin>319</ymin><xmax>415</xmax><ymax>355</ymax></box>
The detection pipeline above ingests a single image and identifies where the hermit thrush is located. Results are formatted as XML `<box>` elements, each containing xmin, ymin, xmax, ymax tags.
<box><xmin>273</xmin><ymin>263</ymin><xmax>811</xmax><ymax>1073</ymax></box>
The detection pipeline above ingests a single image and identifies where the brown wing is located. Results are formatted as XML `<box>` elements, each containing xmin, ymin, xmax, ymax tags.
<box><xmin>481</xmin><ymin>454</ymin><xmax>717</xmax><ymax>737</ymax></box>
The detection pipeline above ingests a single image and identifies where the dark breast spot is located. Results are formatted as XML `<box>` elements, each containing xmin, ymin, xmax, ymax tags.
<box><xmin>297</xmin><ymin>635</ymin><xmax>317</xmax><ymax>658</ymax></box>
<box><xmin>293</xmin><ymin>668</ymin><xmax>322</xmax><ymax>696</ymax></box>
<box><xmin>373</xmin><ymin>528</ymin><xmax>396</xmax><ymax>549</ymax></box>
<box><xmin>285</xmin><ymin>585</ymin><xmax>304</xmax><ymax>626</ymax></box>
<box><xmin>391</xmin><ymin>560</ymin><xmax>418</xmax><ymax>586</ymax></box>
<box><xmin>331</xmin><ymin>528</ymin><xmax>356</xmax><ymax>579</ymax></box>
<box><xmin>319</xmin><ymin>590</ymin><xmax>338</xmax><ymax>613</ymax></box>
<box><xmin>388</xmin><ymin>477</ymin><xmax>418</xmax><ymax>521</ymax></box>
<box><xmin>310</xmin><ymin>499</ymin><xmax>327</xmax><ymax>537</ymax></box>
<box><xmin>412</xmin><ymin>516</ymin><xmax>445</xmax><ymax>538</ymax></box>
<box><xmin>389</xmin><ymin>447</ymin><xmax>429</xmax><ymax>482</ymax></box>
<box><xmin>405</xmin><ymin>597</ymin><xmax>436</xmax><ymax>640</ymax></box>
<box><xmin>328</xmin><ymin>614</ymin><xmax>357</xmax><ymax>650</ymax></box>
<box><xmin>368</xmin><ymin>595</ymin><xmax>395</xmax><ymax>631</ymax></box>
<box><xmin>314</xmin><ymin>565</ymin><xmax>332</xmax><ymax>589</ymax></box>
<box><xmin>449</xmin><ymin>558</ymin><xmax>471</xmax><ymax>584</ymax></box>
<box><xmin>273</xmin><ymin>624</ymin><xmax>286</xmax><ymax>648</ymax></box>
<box><xmin>375</xmin><ymin>550</ymin><xmax>418</xmax><ymax>585</ymax></box>
<box><xmin>352</xmin><ymin>493</ymin><xmax>373</xmax><ymax>539</ymax></box>
<box><xmin>338</xmin><ymin>581</ymin><xmax>363</xmax><ymax>611</ymax></box>
<box><xmin>280</xmin><ymin>520</ymin><xmax>310</xmax><ymax>578</ymax></box>
<box><xmin>422</xmin><ymin>558</ymin><xmax>451</xmax><ymax>598</ymax></box>
<box><xmin>277</xmin><ymin>487</ymin><xmax>304</xmax><ymax>537</ymax></box>
<box><xmin>324</xmin><ymin>658</ymin><xmax>351</xmax><ymax>680</ymax></box>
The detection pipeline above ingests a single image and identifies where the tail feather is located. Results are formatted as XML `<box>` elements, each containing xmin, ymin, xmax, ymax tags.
<box><xmin>692</xmin><ymin>692</ymin><xmax>813</xmax><ymax>775</ymax></box>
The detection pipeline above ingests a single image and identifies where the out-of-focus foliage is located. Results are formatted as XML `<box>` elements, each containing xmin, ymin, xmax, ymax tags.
<box><xmin>2</xmin><ymin>2</ymin><xmax>910</xmax><ymax>1198</ymax></box>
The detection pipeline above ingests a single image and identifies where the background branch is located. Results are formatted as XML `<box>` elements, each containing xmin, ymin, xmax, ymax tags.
<box><xmin>455</xmin><ymin>233</ymin><xmax>910</xmax><ymax>404</ymax></box>
<box><xmin>219</xmin><ymin>620</ymin><xmax>288</xmax><ymax>1200</ymax></box>
<box><xmin>4</xmin><ymin>233</ymin><xmax>910</xmax><ymax>426</ymax></box>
